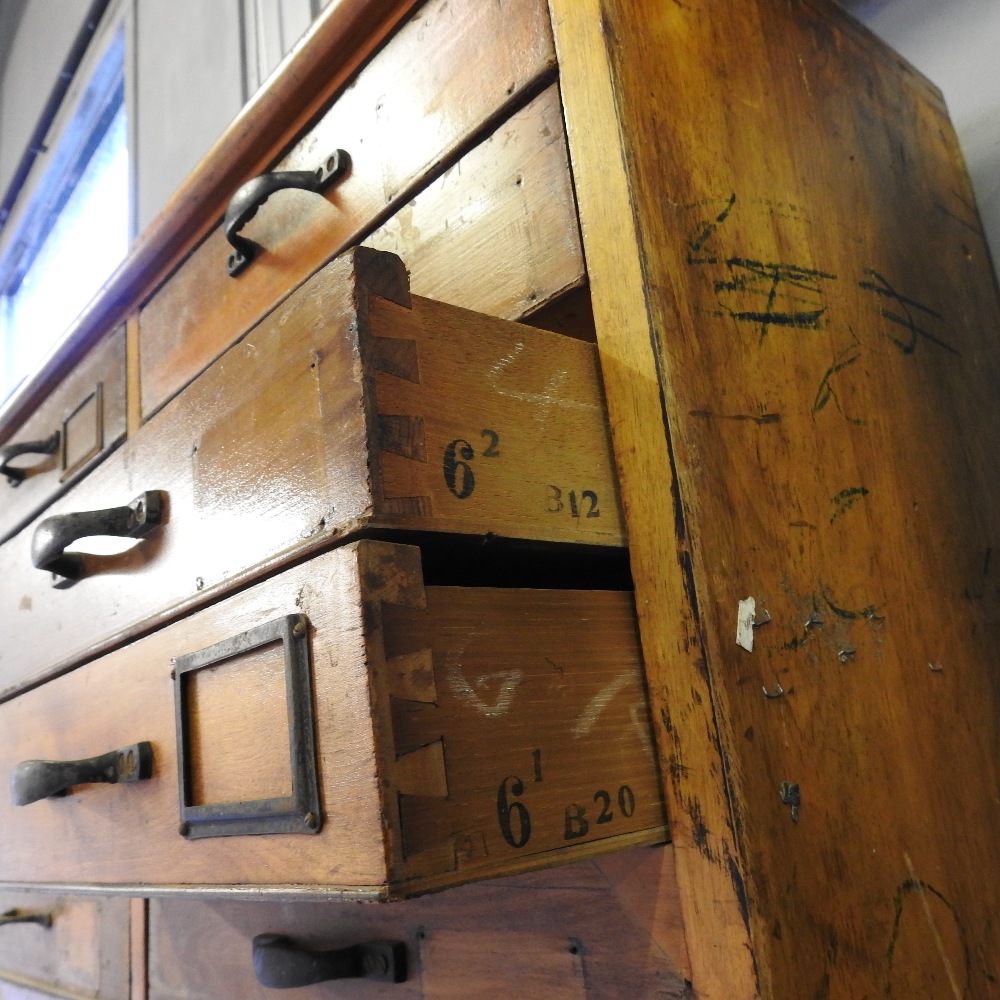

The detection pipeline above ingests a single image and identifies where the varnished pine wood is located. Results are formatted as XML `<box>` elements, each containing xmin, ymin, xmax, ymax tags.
<box><xmin>125</xmin><ymin>316</ymin><xmax>141</xmax><ymax>439</ymax></box>
<box><xmin>147</xmin><ymin>847</ymin><xmax>689</xmax><ymax>1000</ymax></box>
<box><xmin>0</xmin><ymin>541</ymin><xmax>663</xmax><ymax>896</ymax></box>
<box><xmin>549</xmin><ymin>4</ymin><xmax>758</xmax><ymax>996</ymax></box>
<box><xmin>0</xmin><ymin>0</ymin><xmax>421</xmax><ymax>444</ymax></box>
<box><xmin>0</xmin><ymin>249</ymin><xmax>621</xmax><ymax>697</ymax></box>
<box><xmin>363</xmin><ymin>85</ymin><xmax>584</xmax><ymax>324</ymax></box>
<box><xmin>138</xmin><ymin>0</ymin><xmax>558</xmax><ymax>419</ymax></box>
<box><xmin>554</xmin><ymin>0</ymin><xmax>1000</xmax><ymax>996</ymax></box>
<box><xmin>0</xmin><ymin>326</ymin><xmax>126</xmax><ymax>547</ymax></box>
<box><xmin>0</xmin><ymin>893</ymin><xmax>130</xmax><ymax>999</ymax></box>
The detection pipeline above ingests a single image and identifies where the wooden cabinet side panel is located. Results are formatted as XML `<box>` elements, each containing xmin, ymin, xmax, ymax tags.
<box><xmin>559</xmin><ymin>0</ymin><xmax>1000</xmax><ymax>997</ymax></box>
<box><xmin>550</xmin><ymin>2</ymin><xmax>761</xmax><ymax>997</ymax></box>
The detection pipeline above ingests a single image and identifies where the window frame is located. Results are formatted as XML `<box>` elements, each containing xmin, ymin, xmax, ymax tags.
<box><xmin>0</xmin><ymin>0</ymin><xmax>134</xmax><ymax>403</ymax></box>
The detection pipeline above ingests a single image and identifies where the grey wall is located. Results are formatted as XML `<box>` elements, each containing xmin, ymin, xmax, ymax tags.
<box><xmin>133</xmin><ymin>0</ymin><xmax>244</xmax><ymax>232</ymax></box>
<box><xmin>848</xmin><ymin>0</ymin><xmax>1000</xmax><ymax>277</ymax></box>
<box><xmin>0</xmin><ymin>0</ymin><xmax>92</xmax><ymax>200</ymax></box>
<box><xmin>0</xmin><ymin>0</ymin><xmax>327</xmax><ymax>242</ymax></box>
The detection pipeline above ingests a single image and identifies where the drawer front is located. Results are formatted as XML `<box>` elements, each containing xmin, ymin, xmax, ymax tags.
<box><xmin>0</xmin><ymin>893</ymin><xmax>129</xmax><ymax>999</ymax></box>
<box><xmin>139</xmin><ymin>0</ymin><xmax>559</xmax><ymax>419</ymax></box>
<box><xmin>0</xmin><ymin>327</ymin><xmax>126</xmax><ymax>546</ymax></box>
<box><xmin>1</xmin><ymin>249</ymin><xmax>622</xmax><ymax>697</ymax></box>
<box><xmin>0</xmin><ymin>540</ymin><xmax>664</xmax><ymax>897</ymax></box>
<box><xmin>147</xmin><ymin>848</ymin><xmax>690</xmax><ymax>999</ymax></box>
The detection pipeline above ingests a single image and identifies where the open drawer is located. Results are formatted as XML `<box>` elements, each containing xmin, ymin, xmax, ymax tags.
<box><xmin>0</xmin><ymin>248</ymin><xmax>623</xmax><ymax>699</ymax></box>
<box><xmin>0</xmin><ymin>539</ymin><xmax>665</xmax><ymax>898</ymax></box>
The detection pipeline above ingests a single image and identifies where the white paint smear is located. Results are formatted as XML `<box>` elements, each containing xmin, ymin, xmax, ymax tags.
<box><xmin>572</xmin><ymin>671</ymin><xmax>632</xmax><ymax>738</ymax></box>
<box><xmin>737</xmin><ymin>597</ymin><xmax>756</xmax><ymax>652</ymax></box>
<box><xmin>446</xmin><ymin>654</ymin><xmax>522</xmax><ymax>717</ymax></box>
<box><xmin>487</xmin><ymin>341</ymin><xmax>599</xmax><ymax>414</ymax></box>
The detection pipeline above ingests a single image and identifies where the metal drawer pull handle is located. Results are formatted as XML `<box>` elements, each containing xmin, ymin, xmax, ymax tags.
<box><xmin>0</xmin><ymin>431</ymin><xmax>60</xmax><ymax>486</ymax></box>
<box><xmin>31</xmin><ymin>490</ymin><xmax>164</xmax><ymax>580</ymax></box>
<box><xmin>252</xmin><ymin>934</ymin><xmax>406</xmax><ymax>988</ymax></box>
<box><xmin>10</xmin><ymin>741</ymin><xmax>154</xmax><ymax>807</ymax></box>
<box><xmin>0</xmin><ymin>909</ymin><xmax>53</xmax><ymax>929</ymax></box>
<box><xmin>224</xmin><ymin>150</ymin><xmax>350</xmax><ymax>277</ymax></box>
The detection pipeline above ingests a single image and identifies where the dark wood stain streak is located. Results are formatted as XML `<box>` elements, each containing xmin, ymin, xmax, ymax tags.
<box><xmin>689</xmin><ymin>410</ymin><xmax>781</xmax><ymax>425</ymax></box>
<box><xmin>830</xmin><ymin>486</ymin><xmax>870</xmax><ymax>523</ymax></box>
<box><xmin>685</xmin><ymin>193</ymin><xmax>737</xmax><ymax>262</ymax></box>
<box><xmin>885</xmin><ymin>877</ymin><xmax>972</xmax><ymax>997</ymax></box>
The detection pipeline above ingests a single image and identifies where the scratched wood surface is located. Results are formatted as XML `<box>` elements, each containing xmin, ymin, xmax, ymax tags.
<box><xmin>146</xmin><ymin>847</ymin><xmax>690</xmax><ymax>1000</ymax></box>
<box><xmin>552</xmin><ymin>0</ymin><xmax>1000</xmax><ymax>997</ymax></box>
<box><xmin>0</xmin><ymin>326</ymin><xmax>126</xmax><ymax>547</ymax></box>
<box><xmin>0</xmin><ymin>540</ymin><xmax>663</xmax><ymax>896</ymax></box>
<box><xmin>0</xmin><ymin>893</ymin><xmax>130</xmax><ymax>999</ymax></box>
<box><xmin>138</xmin><ymin>0</ymin><xmax>557</xmax><ymax>419</ymax></box>
<box><xmin>0</xmin><ymin>249</ymin><xmax>621</xmax><ymax>699</ymax></box>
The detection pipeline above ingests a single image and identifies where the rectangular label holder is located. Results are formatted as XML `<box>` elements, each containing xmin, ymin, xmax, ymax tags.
<box><xmin>172</xmin><ymin>613</ymin><xmax>322</xmax><ymax>839</ymax></box>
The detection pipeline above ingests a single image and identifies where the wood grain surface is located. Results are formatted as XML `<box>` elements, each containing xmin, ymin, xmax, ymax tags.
<box><xmin>138</xmin><ymin>0</ymin><xmax>557</xmax><ymax>419</ymax></box>
<box><xmin>364</xmin><ymin>84</ymin><xmax>585</xmax><ymax>324</ymax></box>
<box><xmin>0</xmin><ymin>893</ymin><xmax>130</xmax><ymax>999</ymax></box>
<box><xmin>554</xmin><ymin>0</ymin><xmax>1000</xmax><ymax>997</ymax></box>
<box><xmin>146</xmin><ymin>847</ymin><xmax>690</xmax><ymax>1000</ymax></box>
<box><xmin>0</xmin><ymin>249</ymin><xmax>621</xmax><ymax>698</ymax></box>
<box><xmin>0</xmin><ymin>326</ymin><xmax>126</xmax><ymax>547</ymax></box>
<box><xmin>0</xmin><ymin>540</ymin><xmax>663</xmax><ymax>896</ymax></box>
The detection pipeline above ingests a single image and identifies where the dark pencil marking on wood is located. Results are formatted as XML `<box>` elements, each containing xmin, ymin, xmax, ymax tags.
<box><xmin>686</xmin><ymin>192</ymin><xmax>737</xmax><ymax>263</ymax></box>
<box><xmin>830</xmin><ymin>486</ymin><xmax>869</xmax><ymax>523</ymax></box>
<box><xmin>885</xmin><ymin>877</ymin><xmax>972</xmax><ymax>998</ymax></box>
<box><xmin>821</xmin><ymin>587</ymin><xmax>882</xmax><ymax>623</ymax></box>
<box><xmin>859</xmin><ymin>268</ymin><xmax>959</xmax><ymax>356</ymax></box>
<box><xmin>814</xmin><ymin>338</ymin><xmax>864</xmax><ymax>424</ymax></box>
<box><xmin>714</xmin><ymin>257</ymin><xmax>836</xmax><ymax>342</ymax></box>
<box><xmin>689</xmin><ymin>409</ymin><xmax>781</xmax><ymax>425</ymax></box>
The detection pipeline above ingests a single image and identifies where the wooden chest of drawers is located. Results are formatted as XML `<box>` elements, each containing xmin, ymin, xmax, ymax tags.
<box><xmin>5</xmin><ymin>0</ymin><xmax>999</xmax><ymax>995</ymax></box>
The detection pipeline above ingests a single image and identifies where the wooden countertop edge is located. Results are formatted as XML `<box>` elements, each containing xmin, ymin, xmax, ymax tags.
<box><xmin>0</xmin><ymin>0</ymin><xmax>421</xmax><ymax>444</ymax></box>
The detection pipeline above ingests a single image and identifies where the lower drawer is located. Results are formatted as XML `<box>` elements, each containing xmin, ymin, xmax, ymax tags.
<box><xmin>0</xmin><ymin>540</ymin><xmax>665</xmax><ymax>898</ymax></box>
<box><xmin>0</xmin><ymin>893</ymin><xmax>130</xmax><ymax>999</ymax></box>
<box><xmin>147</xmin><ymin>847</ymin><xmax>690</xmax><ymax>998</ymax></box>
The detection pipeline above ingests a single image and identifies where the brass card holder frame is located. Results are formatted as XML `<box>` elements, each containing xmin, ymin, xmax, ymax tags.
<box><xmin>172</xmin><ymin>613</ymin><xmax>322</xmax><ymax>839</ymax></box>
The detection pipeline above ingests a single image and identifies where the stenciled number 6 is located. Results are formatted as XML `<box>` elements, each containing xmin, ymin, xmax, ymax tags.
<box><xmin>496</xmin><ymin>775</ymin><xmax>532</xmax><ymax>848</ymax></box>
<box><xmin>443</xmin><ymin>439</ymin><xmax>476</xmax><ymax>499</ymax></box>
